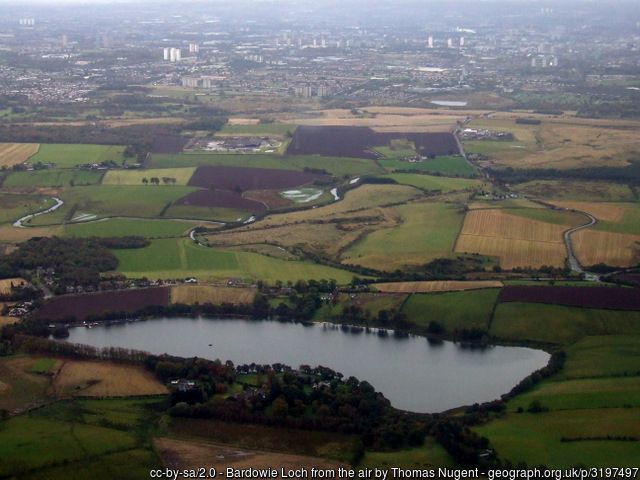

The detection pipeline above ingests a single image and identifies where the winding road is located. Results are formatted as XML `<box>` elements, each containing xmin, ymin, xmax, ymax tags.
<box><xmin>561</xmin><ymin>209</ymin><xmax>600</xmax><ymax>281</ymax></box>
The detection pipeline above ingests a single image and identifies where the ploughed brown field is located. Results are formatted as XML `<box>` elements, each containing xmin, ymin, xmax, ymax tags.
<box><xmin>499</xmin><ymin>286</ymin><xmax>640</xmax><ymax>310</ymax></box>
<box><xmin>150</xmin><ymin>135</ymin><xmax>189</xmax><ymax>153</ymax></box>
<box><xmin>188</xmin><ymin>165</ymin><xmax>329</xmax><ymax>191</ymax></box>
<box><xmin>32</xmin><ymin>287</ymin><xmax>170</xmax><ymax>322</ymax></box>
<box><xmin>175</xmin><ymin>189</ymin><xmax>267</xmax><ymax>212</ymax></box>
<box><xmin>286</xmin><ymin>126</ymin><xmax>459</xmax><ymax>159</ymax></box>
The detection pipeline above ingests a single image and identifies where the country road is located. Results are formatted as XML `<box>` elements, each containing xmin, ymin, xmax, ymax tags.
<box><xmin>562</xmin><ymin>209</ymin><xmax>600</xmax><ymax>281</ymax></box>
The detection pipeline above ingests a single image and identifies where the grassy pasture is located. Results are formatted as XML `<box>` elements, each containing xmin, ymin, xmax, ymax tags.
<box><xmin>102</xmin><ymin>167</ymin><xmax>196</xmax><ymax>186</ymax></box>
<box><xmin>491</xmin><ymin>303</ymin><xmax>640</xmax><ymax>344</ymax></box>
<box><xmin>342</xmin><ymin>202</ymin><xmax>464</xmax><ymax>270</ymax></box>
<box><xmin>475</xmin><ymin>408</ymin><xmax>640</xmax><ymax>467</ymax></box>
<box><xmin>401</xmin><ymin>289</ymin><xmax>500</xmax><ymax>334</ymax></box>
<box><xmin>113</xmin><ymin>238</ymin><xmax>356</xmax><ymax>283</ymax></box>
<box><xmin>502</xmin><ymin>207</ymin><xmax>585</xmax><ymax>226</ymax></box>
<box><xmin>164</xmin><ymin>204</ymin><xmax>251</xmax><ymax>222</ymax></box>
<box><xmin>29</xmin><ymin>144</ymin><xmax>127</xmax><ymax>168</ymax></box>
<box><xmin>512</xmin><ymin>180</ymin><xmax>637</xmax><ymax>202</ymax></box>
<box><xmin>64</xmin><ymin>218</ymin><xmax>199</xmax><ymax>238</ymax></box>
<box><xmin>383</xmin><ymin>173</ymin><xmax>482</xmax><ymax>192</ymax></box>
<box><xmin>26</xmin><ymin>185</ymin><xmax>198</xmax><ymax>226</ymax></box>
<box><xmin>0</xmin><ymin>142</ymin><xmax>39</xmax><ymax>167</ymax></box>
<box><xmin>3</xmin><ymin>169</ymin><xmax>104</xmax><ymax>187</ymax></box>
<box><xmin>377</xmin><ymin>155</ymin><xmax>478</xmax><ymax>177</ymax></box>
<box><xmin>149</xmin><ymin>153</ymin><xmax>381</xmax><ymax>177</ymax></box>
<box><xmin>0</xmin><ymin>193</ymin><xmax>55</xmax><ymax>224</ymax></box>
<box><xmin>0</xmin><ymin>355</ymin><xmax>53</xmax><ymax>413</ymax></box>
<box><xmin>360</xmin><ymin>438</ymin><xmax>456</xmax><ymax>469</ymax></box>
<box><xmin>560</xmin><ymin>335</ymin><xmax>640</xmax><ymax>379</ymax></box>
<box><xmin>508</xmin><ymin>376</ymin><xmax>640</xmax><ymax>411</ymax></box>
<box><xmin>0</xmin><ymin>398</ymin><xmax>162</xmax><ymax>479</ymax></box>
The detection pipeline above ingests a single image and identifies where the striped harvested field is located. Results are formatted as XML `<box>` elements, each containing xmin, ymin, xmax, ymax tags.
<box><xmin>170</xmin><ymin>285</ymin><xmax>257</xmax><ymax>305</ymax></box>
<box><xmin>455</xmin><ymin>209</ymin><xmax>568</xmax><ymax>269</ymax></box>
<box><xmin>374</xmin><ymin>280</ymin><xmax>503</xmax><ymax>293</ymax></box>
<box><xmin>0</xmin><ymin>143</ymin><xmax>39</xmax><ymax>167</ymax></box>
<box><xmin>572</xmin><ymin>230</ymin><xmax>640</xmax><ymax>267</ymax></box>
<box><xmin>551</xmin><ymin>201</ymin><xmax>627</xmax><ymax>222</ymax></box>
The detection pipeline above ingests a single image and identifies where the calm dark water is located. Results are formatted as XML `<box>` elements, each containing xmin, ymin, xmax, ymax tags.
<box><xmin>67</xmin><ymin>317</ymin><xmax>549</xmax><ymax>413</ymax></box>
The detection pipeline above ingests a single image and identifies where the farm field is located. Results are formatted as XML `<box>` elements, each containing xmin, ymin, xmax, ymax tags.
<box><xmin>454</xmin><ymin>208</ymin><xmax>570</xmax><ymax>269</ymax></box>
<box><xmin>512</xmin><ymin>180</ymin><xmax>638</xmax><ymax>202</ymax></box>
<box><xmin>491</xmin><ymin>303</ymin><xmax>640</xmax><ymax>344</ymax></box>
<box><xmin>286</xmin><ymin>126</ymin><xmax>459</xmax><ymax>159</ymax></box>
<box><xmin>377</xmin><ymin>155</ymin><xmax>478</xmax><ymax>177</ymax></box>
<box><xmin>401</xmin><ymin>289</ymin><xmax>499</xmax><ymax>334</ymax></box>
<box><xmin>0</xmin><ymin>355</ymin><xmax>52</xmax><ymax>413</ymax></box>
<box><xmin>219</xmin><ymin>122</ymin><xmax>296</xmax><ymax>135</ymax></box>
<box><xmin>188</xmin><ymin>165</ymin><xmax>328</xmax><ymax>190</ymax></box>
<box><xmin>374</xmin><ymin>280</ymin><xmax>503</xmax><ymax>293</ymax></box>
<box><xmin>0</xmin><ymin>277</ymin><xmax>28</xmax><ymax>295</ymax></box>
<box><xmin>29</xmin><ymin>144</ymin><xmax>127</xmax><ymax>168</ymax></box>
<box><xmin>466</xmin><ymin>116</ymin><xmax>640</xmax><ymax>169</ymax></box>
<box><xmin>0</xmin><ymin>193</ymin><xmax>54</xmax><ymax>224</ymax></box>
<box><xmin>164</xmin><ymin>203</ymin><xmax>252</xmax><ymax>222</ymax></box>
<box><xmin>170</xmin><ymin>285</ymin><xmax>257</xmax><ymax>305</ymax></box>
<box><xmin>25</xmin><ymin>185</ymin><xmax>199</xmax><ymax>226</ymax></box>
<box><xmin>114</xmin><ymin>238</ymin><xmax>356</xmax><ymax>283</ymax></box>
<box><xmin>499</xmin><ymin>286</ymin><xmax>640</xmax><ymax>310</ymax></box>
<box><xmin>383</xmin><ymin>173</ymin><xmax>482</xmax><ymax>192</ymax></box>
<box><xmin>0</xmin><ymin>398</ymin><xmax>162</xmax><ymax>479</ymax></box>
<box><xmin>32</xmin><ymin>287</ymin><xmax>171</xmax><ymax>322</ymax></box>
<box><xmin>476</xmin><ymin>408</ymin><xmax>640</xmax><ymax>467</ymax></box>
<box><xmin>342</xmin><ymin>202</ymin><xmax>464</xmax><ymax>270</ymax></box>
<box><xmin>361</xmin><ymin>439</ymin><xmax>456</xmax><ymax>469</ymax></box>
<box><xmin>52</xmin><ymin>360</ymin><xmax>168</xmax><ymax>397</ymax></box>
<box><xmin>3</xmin><ymin>168</ymin><xmax>104</xmax><ymax>187</ymax></box>
<box><xmin>101</xmin><ymin>167</ymin><xmax>196</xmax><ymax>186</ymax></box>
<box><xmin>154</xmin><ymin>438</ymin><xmax>345</xmax><ymax>472</ymax></box>
<box><xmin>148</xmin><ymin>153</ymin><xmax>381</xmax><ymax>177</ymax></box>
<box><xmin>0</xmin><ymin>142</ymin><xmax>39</xmax><ymax>167</ymax></box>
<box><xmin>64</xmin><ymin>218</ymin><xmax>199</xmax><ymax>238</ymax></box>
<box><xmin>571</xmin><ymin>229</ymin><xmax>640</xmax><ymax>267</ymax></box>
<box><xmin>314</xmin><ymin>292</ymin><xmax>408</xmax><ymax>321</ymax></box>
<box><xmin>173</xmin><ymin>188</ymin><xmax>266</xmax><ymax>214</ymax></box>
<box><xmin>476</xmin><ymin>335</ymin><xmax>640</xmax><ymax>468</ymax></box>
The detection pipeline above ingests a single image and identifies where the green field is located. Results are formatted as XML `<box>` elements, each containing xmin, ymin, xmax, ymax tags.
<box><xmin>114</xmin><ymin>238</ymin><xmax>356</xmax><ymax>283</ymax></box>
<box><xmin>29</xmin><ymin>144</ymin><xmax>127</xmax><ymax>168</ymax></box>
<box><xmin>384</xmin><ymin>173</ymin><xmax>482</xmax><ymax>192</ymax></box>
<box><xmin>0</xmin><ymin>193</ymin><xmax>55</xmax><ymax>224</ymax></box>
<box><xmin>164</xmin><ymin>204</ymin><xmax>251</xmax><ymax>222</ymax></box>
<box><xmin>502</xmin><ymin>207</ymin><xmax>585</xmax><ymax>226</ymax></box>
<box><xmin>559</xmin><ymin>335</ymin><xmax>640</xmax><ymax>379</ymax></box>
<box><xmin>64</xmin><ymin>218</ymin><xmax>199</xmax><ymax>238</ymax></box>
<box><xmin>3</xmin><ymin>169</ymin><xmax>104</xmax><ymax>187</ymax></box>
<box><xmin>25</xmin><ymin>185</ymin><xmax>198</xmax><ymax>226</ymax></box>
<box><xmin>149</xmin><ymin>153</ymin><xmax>381</xmax><ymax>177</ymax></box>
<box><xmin>101</xmin><ymin>167</ymin><xmax>196</xmax><ymax>186</ymax></box>
<box><xmin>342</xmin><ymin>202</ymin><xmax>465</xmax><ymax>270</ymax></box>
<box><xmin>401</xmin><ymin>289</ymin><xmax>500</xmax><ymax>334</ymax></box>
<box><xmin>378</xmin><ymin>155</ymin><xmax>479</xmax><ymax>177</ymax></box>
<box><xmin>361</xmin><ymin>438</ymin><xmax>456</xmax><ymax>469</ymax></box>
<box><xmin>491</xmin><ymin>303</ymin><xmax>640</xmax><ymax>344</ymax></box>
<box><xmin>0</xmin><ymin>398</ymin><xmax>161</xmax><ymax>479</ymax></box>
<box><xmin>476</xmin><ymin>408</ymin><xmax>640</xmax><ymax>468</ymax></box>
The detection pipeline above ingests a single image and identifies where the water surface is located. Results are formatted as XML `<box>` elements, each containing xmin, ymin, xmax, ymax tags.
<box><xmin>67</xmin><ymin>317</ymin><xmax>549</xmax><ymax>413</ymax></box>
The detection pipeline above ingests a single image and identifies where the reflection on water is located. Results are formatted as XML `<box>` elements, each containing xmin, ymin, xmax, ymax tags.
<box><xmin>67</xmin><ymin>317</ymin><xmax>549</xmax><ymax>413</ymax></box>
